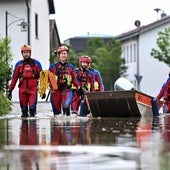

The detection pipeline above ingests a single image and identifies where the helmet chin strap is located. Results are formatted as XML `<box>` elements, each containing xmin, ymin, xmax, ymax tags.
<box><xmin>24</xmin><ymin>57</ymin><xmax>31</xmax><ymax>62</ymax></box>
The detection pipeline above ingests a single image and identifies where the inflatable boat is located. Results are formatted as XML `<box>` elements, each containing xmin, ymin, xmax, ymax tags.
<box><xmin>86</xmin><ymin>77</ymin><xmax>160</xmax><ymax>117</ymax></box>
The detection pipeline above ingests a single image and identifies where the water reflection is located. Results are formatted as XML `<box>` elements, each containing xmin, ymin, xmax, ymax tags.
<box><xmin>20</xmin><ymin>120</ymin><xmax>38</xmax><ymax>145</ymax></box>
<box><xmin>157</xmin><ymin>115</ymin><xmax>170</xmax><ymax>169</ymax></box>
<box><xmin>136</xmin><ymin>117</ymin><xmax>153</xmax><ymax>149</ymax></box>
<box><xmin>51</xmin><ymin>118</ymin><xmax>91</xmax><ymax>145</ymax></box>
<box><xmin>1</xmin><ymin>115</ymin><xmax>170</xmax><ymax>169</ymax></box>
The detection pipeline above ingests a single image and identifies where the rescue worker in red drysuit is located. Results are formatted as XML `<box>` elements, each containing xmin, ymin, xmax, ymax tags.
<box><xmin>156</xmin><ymin>72</ymin><xmax>170</xmax><ymax>113</ymax></box>
<box><xmin>156</xmin><ymin>82</ymin><xmax>167</xmax><ymax>113</ymax></box>
<box><xmin>48</xmin><ymin>45</ymin><xmax>81</xmax><ymax>117</ymax></box>
<box><xmin>71</xmin><ymin>55</ymin><xmax>94</xmax><ymax>116</ymax></box>
<box><xmin>7</xmin><ymin>45</ymin><xmax>42</xmax><ymax>117</ymax></box>
<box><xmin>163</xmin><ymin>72</ymin><xmax>170</xmax><ymax>113</ymax></box>
<box><xmin>87</xmin><ymin>56</ymin><xmax>104</xmax><ymax>92</ymax></box>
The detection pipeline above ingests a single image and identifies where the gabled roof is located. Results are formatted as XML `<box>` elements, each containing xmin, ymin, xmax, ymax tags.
<box><xmin>116</xmin><ymin>15</ymin><xmax>170</xmax><ymax>41</ymax></box>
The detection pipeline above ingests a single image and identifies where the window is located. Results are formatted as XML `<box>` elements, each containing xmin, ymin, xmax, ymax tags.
<box><xmin>126</xmin><ymin>46</ymin><xmax>129</xmax><ymax>63</ymax></box>
<box><xmin>35</xmin><ymin>13</ymin><xmax>38</xmax><ymax>39</ymax></box>
<box><xmin>130</xmin><ymin>44</ymin><xmax>132</xmax><ymax>62</ymax></box>
<box><xmin>134</xmin><ymin>43</ymin><xmax>136</xmax><ymax>62</ymax></box>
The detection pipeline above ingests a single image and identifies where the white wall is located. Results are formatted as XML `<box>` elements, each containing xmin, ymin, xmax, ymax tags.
<box><xmin>139</xmin><ymin>25</ymin><xmax>169</xmax><ymax>96</ymax></box>
<box><xmin>30</xmin><ymin>0</ymin><xmax>50</xmax><ymax>70</ymax></box>
<box><xmin>121</xmin><ymin>23</ymin><xmax>170</xmax><ymax>97</ymax></box>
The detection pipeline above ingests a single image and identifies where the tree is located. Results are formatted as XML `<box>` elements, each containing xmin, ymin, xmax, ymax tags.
<box><xmin>151</xmin><ymin>27</ymin><xmax>170</xmax><ymax>66</ymax></box>
<box><xmin>68</xmin><ymin>47</ymin><xmax>81</xmax><ymax>67</ymax></box>
<box><xmin>86</xmin><ymin>38</ymin><xmax>127</xmax><ymax>90</ymax></box>
<box><xmin>0</xmin><ymin>36</ymin><xmax>13</xmax><ymax>115</ymax></box>
<box><xmin>49</xmin><ymin>49</ymin><xmax>56</xmax><ymax>64</ymax></box>
<box><xmin>0</xmin><ymin>37</ymin><xmax>13</xmax><ymax>91</ymax></box>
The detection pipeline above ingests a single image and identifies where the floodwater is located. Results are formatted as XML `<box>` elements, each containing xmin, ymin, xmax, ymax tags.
<box><xmin>0</xmin><ymin>103</ymin><xmax>170</xmax><ymax>170</ymax></box>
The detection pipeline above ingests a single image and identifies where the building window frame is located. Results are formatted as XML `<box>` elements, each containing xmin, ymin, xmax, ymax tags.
<box><xmin>35</xmin><ymin>13</ymin><xmax>39</xmax><ymax>39</ymax></box>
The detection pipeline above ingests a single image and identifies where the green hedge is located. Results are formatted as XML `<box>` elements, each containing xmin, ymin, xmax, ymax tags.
<box><xmin>0</xmin><ymin>91</ymin><xmax>12</xmax><ymax>116</ymax></box>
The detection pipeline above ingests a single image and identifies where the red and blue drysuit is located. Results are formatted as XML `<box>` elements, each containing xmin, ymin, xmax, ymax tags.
<box><xmin>71</xmin><ymin>68</ymin><xmax>94</xmax><ymax>116</ymax></box>
<box><xmin>90</xmin><ymin>68</ymin><xmax>104</xmax><ymax>92</ymax></box>
<box><xmin>164</xmin><ymin>77</ymin><xmax>170</xmax><ymax>113</ymax></box>
<box><xmin>156</xmin><ymin>74</ymin><xmax>170</xmax><ymax>113</ymax></box>
<box><xmin>8</xmin><ymin>58</ymin><xmax>42</xmax><ymax>116</ymax></box>
<box><xmin>49</xmin><ymin>61</ymin><xmax>80</xmax><ymax>116</ymax></box>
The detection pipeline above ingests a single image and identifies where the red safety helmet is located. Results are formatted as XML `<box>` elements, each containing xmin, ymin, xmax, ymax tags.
<box><xmin>88</xmin><ymin>56</ymin><xmax>92</xmax><ymax>63</ymax></box>
<box><xmin>21</xmin><ymin>45</ymin><xmax>31</xmax><ymax>53</ymax></box>
<box><xmin>79</xmin><ymin>55</ymin><xmax>91</xmax><ymax>63</ymax></box>
<box><xmin>57</xmin><ymin>45</ymin><xmax>69</xmax><ymax>54</ymax></box>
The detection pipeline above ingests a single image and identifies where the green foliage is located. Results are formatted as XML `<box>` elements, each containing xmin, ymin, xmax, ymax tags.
<box><xmin>86</xmin><ymin>38</ymin><xmax>127</xmax><ymax>90</ymax></box>
<box><xmin>151</xmin><ymin>27</ymin><xmax>170</xmax><ymax>66</ymax></box>
<box><xmin>87</xmin><ymin>38</ymin><xmax>104</xmax><ymax>55</ymax></box>
<box><xmin>68</xmin><ymin>48</ymin><xmax>81</xmax><ymax>68</ymax></box>
<box><xmin>49</xmin><ymin>49</ymin><xmax>57</xmax><ymax>64</ymax></box>
<box><xmin>0</xmin><ymin>36</ymin><xmax>13</xmax><ymax>115</ymax></box>
<box><xmin>0</xmin><ymin>91</ymin><xmax>12</xmax><ymax>116</ymax></box>
<box><xmin>0</xmin><ymin>36</ymin><xmax>13</xmax><ymax>91</ymax></box>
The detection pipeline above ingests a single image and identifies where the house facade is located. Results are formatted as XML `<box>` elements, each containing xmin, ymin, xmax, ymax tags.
<box><xmin>117</xmin><ymin>16</ymin><xmax>170</xmax><ymax>97</ymax></box>
<box><xmin>0</xmin><ymin>0</ymin><xmax>57</xmax><ymax>101</ymax></box>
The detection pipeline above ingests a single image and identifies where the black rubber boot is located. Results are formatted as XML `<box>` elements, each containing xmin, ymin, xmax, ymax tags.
<box><xmin>63</xmin><ymin>104</ymin><xmax>70</xmax><ymax>116</ymax></box>
<box><xmin>29</xmin><ymin>108</ymin><xmax>36</xmax><ymax>117</ymax></box>
<box><xmin>21</xmin><ymin>107</ymin><xmax>28</xmax><ymax>118</ymax></box>
<box><xmin>66</xmin><ymin>109</ymin><xmax>70</xmax><ymax>116</ymax></box>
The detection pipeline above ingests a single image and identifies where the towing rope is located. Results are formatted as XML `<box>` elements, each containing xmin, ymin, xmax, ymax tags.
<box><xmin>38</xmin><ymin>69</ymin><xmax>49</xmax><ymax>98</ymax></box>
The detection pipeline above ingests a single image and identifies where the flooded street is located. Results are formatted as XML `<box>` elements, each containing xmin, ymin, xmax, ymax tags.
<box><xmin>0</xmin><ymin>102</ymin><xmax>169</xmax><ymax>169</ymax></box>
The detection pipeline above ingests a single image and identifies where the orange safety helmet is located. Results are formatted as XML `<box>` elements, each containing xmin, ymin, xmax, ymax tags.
<box><xmin>57</xmin><ymin>45</ymin><xmax>69</xmax><ymax>54</ymax></box>
<box><xmin>21</xmin><ymin>45</ymin><xmax>31</xmax><ymax>53</ymax></box>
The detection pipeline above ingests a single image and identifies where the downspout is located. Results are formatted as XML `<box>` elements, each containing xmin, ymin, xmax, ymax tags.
<box><xmin>136</xmin><ymin>32</ymin><xmax>142</xmax><ymax>90</ymax></box>
<box><xmin>25</xmin><ymin>0</ymin><xmax>30</xmax><ymax>45</ymax></box>
<box><xmin>137</xmin><ymin>35</ymin><xmax>140</xmax><ymax>90</ymax></box>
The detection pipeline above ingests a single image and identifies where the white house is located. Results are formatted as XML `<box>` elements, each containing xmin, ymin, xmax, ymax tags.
<box><xmin>0</xmin><ymin>0</ymin><xmax>55</xmax><ymax>101</ymax></box>
<box><xmin>117</xmin><ymin>16</ymin><xmax>170</xmax><ymax>97</ymax></box>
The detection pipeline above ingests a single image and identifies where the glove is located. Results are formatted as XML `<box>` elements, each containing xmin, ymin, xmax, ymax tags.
<box><xmin>33</xmin><ymin>70</ymin><xmax>39</xmax><ymax>79</ymax></box>
<box><xmin>41</xmin><ymin>93</ymin><xmax>46</xmax><ymax>99</ymax></box>
<box><xmin>7</xmin><ymin>90</ymin><xmax>12</xmax><ymax>100</ymax></box>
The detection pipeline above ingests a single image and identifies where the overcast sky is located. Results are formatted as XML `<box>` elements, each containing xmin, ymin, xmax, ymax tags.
<box><xmin>51</xmin><ymin>0</ymin><xmax>170</xmax><ymax>42</ymax></box>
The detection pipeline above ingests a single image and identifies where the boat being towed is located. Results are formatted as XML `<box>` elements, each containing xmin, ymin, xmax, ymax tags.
<box><xmin>86</xmin><ymin>77</ymin><xmax>160</xmax><ymax>118</ymax></box>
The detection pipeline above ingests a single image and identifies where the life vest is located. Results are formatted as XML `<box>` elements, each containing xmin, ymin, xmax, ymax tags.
<box><xmin>94</xmin><ymin>81</ymin><xmax>99</xmax><ymax>90</ymax></box>
<box><xmin>76</xmin><ymin>68</ymin><xmax>90</xmax><ymax>92</ymax></box>
<box><xmin>19</xmin><ymin>59</ymin><xmax>37</xmax><ymax>79</ymax></box>
<box><xmin>22</xmin><ymin>64</ymin><xmax>34</xmax><ymax>79</ymax></box>
<box><xmin>55</xmin><ymin>62</ymin><xmax>72</xmax><ymax>88</ymax></box>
